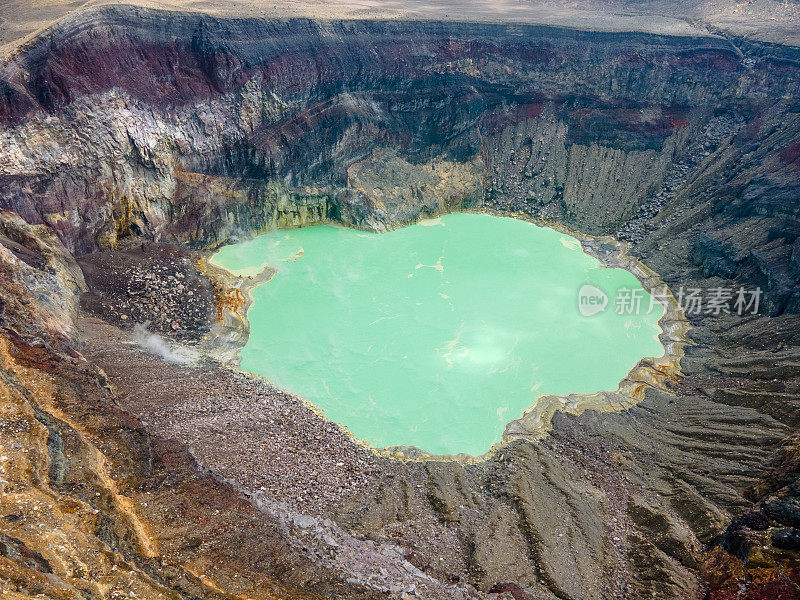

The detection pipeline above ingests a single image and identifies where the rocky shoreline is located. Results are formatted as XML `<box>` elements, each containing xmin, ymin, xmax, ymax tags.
<box><xmin>195</xmin><ymin>209</ymin><xmax>690</xmax><ymax>462</ymax></box>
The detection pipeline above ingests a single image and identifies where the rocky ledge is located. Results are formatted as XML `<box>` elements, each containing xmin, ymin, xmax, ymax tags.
<box><xmin>0</xmin><ymin>6</ymin><xmax>799</xmax><ymax>600</ymax></box>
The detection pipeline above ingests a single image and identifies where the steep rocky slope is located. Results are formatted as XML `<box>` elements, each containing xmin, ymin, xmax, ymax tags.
<box><xmin>0</xmin><ymin>6</ymin><xmax>799</xmax><ymax>600</ymax></box>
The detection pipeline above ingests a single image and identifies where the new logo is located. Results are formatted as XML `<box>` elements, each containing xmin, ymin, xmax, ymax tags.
<box><xmin>578</xmin><ymin>284</ymin><xmax>608</xmax><ymax>317</ymax></box>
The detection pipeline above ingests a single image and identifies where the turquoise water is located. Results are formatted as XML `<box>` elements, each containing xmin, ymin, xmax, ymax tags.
<box><xmin>212</xmin><ymin>214</ymin><xmax>664</xmax><ymax>456</ymax></box>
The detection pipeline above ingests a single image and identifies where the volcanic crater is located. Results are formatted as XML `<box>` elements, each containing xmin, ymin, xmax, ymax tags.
<box><xmin>1</xmin><ymin>5</ymin><xmax>800</xmax><ymax>600</ymax></box>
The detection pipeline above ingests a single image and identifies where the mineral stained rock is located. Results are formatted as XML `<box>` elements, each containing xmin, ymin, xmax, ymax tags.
<box><xmin>0</xmin><ymin>5</ymin><xmax>799</xmax><ymax>600</ymax></box>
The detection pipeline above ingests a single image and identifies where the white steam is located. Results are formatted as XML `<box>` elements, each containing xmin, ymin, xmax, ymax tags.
<box><xmin>132</xmin><ymin>322</ymin><xmax>200</xmax><ymax>364</ymax></box>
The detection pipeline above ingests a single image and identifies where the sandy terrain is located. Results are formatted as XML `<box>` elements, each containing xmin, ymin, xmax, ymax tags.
<box><xmin>1</xmin><ymin>0</ymin><xmax>799</xmax><ymax>59</ymax></box>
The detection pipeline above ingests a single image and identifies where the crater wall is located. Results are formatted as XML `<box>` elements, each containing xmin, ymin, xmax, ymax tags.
<box><xmin>1</xmin><ymin>7</ymin><xmax>800</xmax><ymax>600</ymax></box>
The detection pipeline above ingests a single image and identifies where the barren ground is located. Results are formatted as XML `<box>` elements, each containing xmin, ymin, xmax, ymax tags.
<box><xmin>2</xmin><ymin>0</ymin><xmax>800</xmax><ymax>60</ymax></box>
